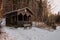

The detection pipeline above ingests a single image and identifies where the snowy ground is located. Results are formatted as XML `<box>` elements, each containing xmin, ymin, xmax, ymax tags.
<box><xmin>0</xmin><ymin>18</ymin><xmax>60</xmax><ymax>40</ymax></box>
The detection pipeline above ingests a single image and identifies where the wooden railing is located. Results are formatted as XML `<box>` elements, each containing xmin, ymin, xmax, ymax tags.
<box><xmin>17</xmin><ymin>21</ymin><xmax>32</xmax><ymax>27</ymax></box>
<box><xmin>18</xmin><ymin>21</ymin><xmax>31</xmax><ymax>23</ymax></box>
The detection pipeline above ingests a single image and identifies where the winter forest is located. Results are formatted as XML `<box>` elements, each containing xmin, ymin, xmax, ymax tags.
<box><xmin>0</xmin><ymin>0</ymin><xmax>60</xmax><ymax>40</ymax></box>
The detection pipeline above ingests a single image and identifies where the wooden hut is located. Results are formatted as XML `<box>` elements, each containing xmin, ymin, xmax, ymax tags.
<box><xmin>3</xmin><ymin>7</ymin><xmax>35</xmax><ymax>27</ymax></box>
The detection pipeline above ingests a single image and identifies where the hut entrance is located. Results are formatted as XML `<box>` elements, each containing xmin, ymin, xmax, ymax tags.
<box><xmin>18</xmin><ymin>13</ymin><xmax>31</xmax><ymax>27</ymax></box>
<box><xmin>18</xmin><ymin>13</ymin><xmax>24</xmax><ymax>27</ymax></box>
<box><xmin>18</xmin><ymin>14</ymin><xmax>31</xmax><ymax>21</ymax></box>
<box><xmin>18</xmin><ymin>13</ymin><xmax>23</xmax><ymax>21</ymax></box>
<box><xmin>24</xmin><ymin>14</ymin><xmax>28</xmax><ymax>21</ymax></box>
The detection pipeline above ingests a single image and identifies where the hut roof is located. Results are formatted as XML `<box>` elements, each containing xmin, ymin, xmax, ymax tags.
<box><xmin>3</xmin><ymin>7</ymin><xmax>34</xmax><ymax>16</ymax></box>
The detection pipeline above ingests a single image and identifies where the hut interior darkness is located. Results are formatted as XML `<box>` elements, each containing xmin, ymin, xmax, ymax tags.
<box><xmin>4</xmin><ymin>7</ymin><xmax>34</xmax><ymax>27</ymax></box>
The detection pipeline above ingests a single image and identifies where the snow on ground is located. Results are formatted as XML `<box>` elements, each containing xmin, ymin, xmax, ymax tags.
<box><xmin>1</xmin><ymin>26</ymin><xmax>60</xmax><ymax>40</ymax></box>
<box><xmin>1</xmin><ymin>18</ymin><xmax>60</xmax><ymax>40</ymax></box>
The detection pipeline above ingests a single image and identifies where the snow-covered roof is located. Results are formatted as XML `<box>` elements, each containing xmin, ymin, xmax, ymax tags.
<box><xmin>3</xmin><ymin>7</ymin><xmax>34</xmax><ymax>16</ymax></box>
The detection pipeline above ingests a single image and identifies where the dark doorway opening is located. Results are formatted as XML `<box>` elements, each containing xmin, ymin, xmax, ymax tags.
<box><xmin>24</xmin><ymin>14</ymin><xmax>28</xmax><ymax>21</ymax></box>
<box><xmin>18</xmin><ymin>13</ymin><xmax>23</xmax><ymax>21</ymax></box>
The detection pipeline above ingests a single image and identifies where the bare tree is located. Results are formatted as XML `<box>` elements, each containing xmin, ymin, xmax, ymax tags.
<box><xmin>0</xmin><ymin>0</ymin><xmax>4</xmax><ymax>34</ymax></box>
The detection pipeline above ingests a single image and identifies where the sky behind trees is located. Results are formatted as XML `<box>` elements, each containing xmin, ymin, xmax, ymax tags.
<box><xmin>49</xmin><ymin>0</ymin><xmax>60</xmax><ymax>14</ymax></box>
